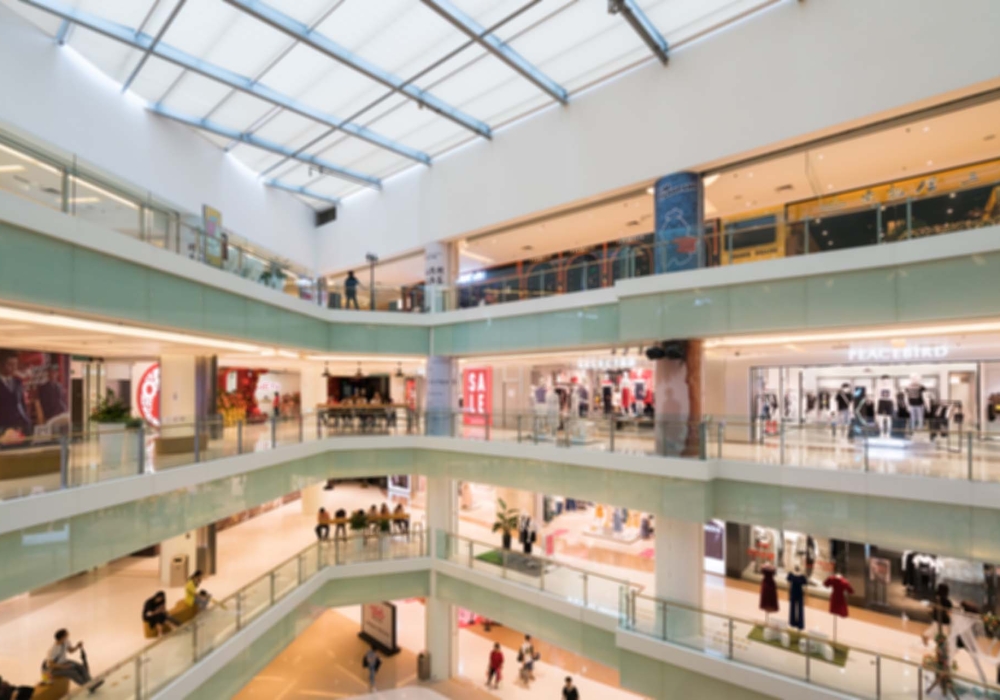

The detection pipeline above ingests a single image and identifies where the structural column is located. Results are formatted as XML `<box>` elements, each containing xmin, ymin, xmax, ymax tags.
<box><xmin>654</xmin><ymin>516</ymin><xmax>705</xmax><ymax>646</ymax></box>
<box><xmin>423</xmin><ymin>241</ymin><xmax>458</xmax><ymax>312</ymax></box>
<box><xmin>301</xmin><ymin>482</ymin><xmax>323</xmax><ymax>515</ymax></box>
<box><xmin>158</xmin><ymin>354</ymin><xmax>217</xmax><ymax>436</ymax></box>
<box><xmin>652</xmin><ymin>171</ymin><xmax>704</xmax><ymax>274</ymax></box>
<box><xmin>652</xmin><ymin>340</ymin><xmax>703</xmax><ymax>457</ymax></box>
<box><xmin>426</xmin><ymin>475</ymin><xmax>458</xmax><ymax>679</ymax></box>
<box><xmin>425</xmin><ymin>356</ymin><xmax>457</xmax><ymax>436</ymax></box>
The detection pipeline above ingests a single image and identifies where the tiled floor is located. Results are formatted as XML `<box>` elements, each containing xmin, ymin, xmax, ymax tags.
<box><xmin>234</xmin><ymin>601</ymin><xmax>646</xmax><ymax>700</ymax></box>
<box><xmin>0</xmin><ymin>483</ymin><xmax>425</xmax><ymax>685</ymax></box>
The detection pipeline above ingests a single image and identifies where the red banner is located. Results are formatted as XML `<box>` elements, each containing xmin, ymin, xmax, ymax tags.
<box><xmin>462</xmin><ymin>367</ymin><xmax>492</xmax><ymax>426</ymax></box>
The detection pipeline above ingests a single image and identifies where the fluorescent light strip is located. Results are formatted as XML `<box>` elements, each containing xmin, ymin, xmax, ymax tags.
<box><xmin>69</xmin><ymin>176</ymin><xmax>139</xmax><ymax>210</ymax></box>
<box><xmin>305</xmin><ymin>354</ymin><xmax>425</xmax><ymax>363</ymax></box>
<box><xmin>0</xmin><ymin>164</ymin><xmax>26</xmax><ymax>173</ymax></box>
<box><xmin>0</xmin><ymin>143</ymin><xmax>62</xmax><ymax>176</ymax></box>
<box><xmin>704</xmin><ymin>320</ymin><xmax>1000</xmax><ymax>349</ymax></box>
<box><xmin>0</xmin><ymin>306</ymin><xmax>266</xmax><ymax>354</ymax></box>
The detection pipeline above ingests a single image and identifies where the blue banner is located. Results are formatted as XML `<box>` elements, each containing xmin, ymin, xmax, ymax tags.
<box><xmin>653</xmin><ymin>172</ymin><xmax>703</xmax><ymax>274</ymax></box>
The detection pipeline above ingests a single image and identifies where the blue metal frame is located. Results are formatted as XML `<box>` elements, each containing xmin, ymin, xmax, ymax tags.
<box><xmin>222</xmin><ymin>0</ymin><xmax>492</xmax><ymax>139</ymax></box>
<box><xmin>265</xmin><ymin>179</ymin><xmax>339</xmax><ymax>205</ymax></box>
<box><xmin>18</xmin><ymin>0</ymin><xmax>431</xmax><ymax>166</ymax></box>
<box><xmin>419</xmin><ymin>0</ymin><xmax>568</xmax><ymax>105</ymax></box>
<box><xmin>54</xmin><ymin>18</ymin><xmax>72</xmax><ymax>44</ymax></box>
<box><xmin>120</xmin><ymin>0</ymin><xmax>187</xmax><ymax>93</ymax></box>
<box><xmin>149</xmin><ymin>104</ymin><xmax>381</xmax><ymax>190</ymax></box>
<box><xmin>610</xmin><ymin>0</ymin><xmax>669</xmax><ymax>65</ymax></box>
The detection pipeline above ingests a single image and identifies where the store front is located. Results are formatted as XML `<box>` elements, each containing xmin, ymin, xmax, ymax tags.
<box><xmin>704</xmin><ymin>333</ymin><xmax>1000</xmax><ymax>440</ymax></box>
<box><xmin>722</xmin><ymin>521</ymin><xmax>1000</xmax><ymax>623</ymax></box>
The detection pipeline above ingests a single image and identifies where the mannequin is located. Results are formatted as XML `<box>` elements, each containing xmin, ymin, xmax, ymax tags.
<box><xmin>620</xmin><ymin>373</ymin><xmax>634</xmax><ymax>416</ymax></box>
<box><xmin>759</xmin><ymin>562</ymin><xmax>779</xmax><ymax>622</ymax></box>
<box><xmin>569</xmin><ymin>383</ymin><xmax>581</xmax><ymax>419</ymax></box>
<box><xmin>577</xmin><ymin>383</ymin><xmax>590</xmax><ymax>417</ymax></box>
<box><xmin>787</xmin><ymin>565</ymin><xmax>807</xmax><ymax>630</ymax></box>
<box><xmin>520</xmin><ymin>515</ymin><xmax>537</xmax><ymax>555</ymax></box>
<box><xmin>875</xmin><ymin>375</ymin><xmax>895</xmax><ymax>438</ymax></box>
<box><xmin>906</xmin><ymin>375</ymin><xmax>927</xmax><ymax>432</ymax></box>
<box><xmin>833</xmin><ymin>383</ymin><xmax>852</xmax><ymax>438</ymax></box>
<box><xmin>823</xmin><ymin>572</ymin><xmax>854</xmax><ymax>641</ymax></box>
<box><xmin>545</xmin><ymin>386</ymin><xmax>560</xmax><ymax>437</ymax></box>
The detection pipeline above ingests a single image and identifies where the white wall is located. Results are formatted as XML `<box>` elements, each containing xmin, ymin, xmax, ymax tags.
<box><xmin>0</xmin><ymin>4</ymin><xmax>318</xmax><ymax>269</ymax></box>
<box><xmin>318</xmin><ymin>0</ymin><xmax>1000</xmax><ymax>273</ymax></box>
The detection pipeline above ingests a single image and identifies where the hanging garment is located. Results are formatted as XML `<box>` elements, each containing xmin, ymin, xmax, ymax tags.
<box><xmin>787</xmin><ymin>572</ymin><xmax>808</xmax><ymax>630</ymax></box>
<box><xmin>823</xmin><ymin>575</ymin><xmax>854</xmax><ymax>618</ymax></box>
<box><xmin>759</xmin><ymin>565</ymin><xmax>779</xmax><ymax>613</ymax></box>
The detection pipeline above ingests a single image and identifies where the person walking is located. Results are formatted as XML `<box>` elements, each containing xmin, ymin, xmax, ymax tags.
<box><xmin>563</xmin><ymin>676</ymin><xmax>580</xmax><ymax>700</ymax></box>
<box><xmin>486</xmin><ymin>642</ymin><xmax>504</xmax><ymax>689</ymax></box>
<box><xmin>344</xmin><ymin>271</ymin><xmax>361</xmax><ymax>310</ymax></box>
<box><xmin>362</xmin><ymin>646</ymin><xmax>381</xmax><ymax>692</ymax></box>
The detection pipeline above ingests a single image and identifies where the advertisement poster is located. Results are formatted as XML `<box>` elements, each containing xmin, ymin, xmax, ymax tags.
<box><xmin>0</xmin><ymin>348</ymin><xmax>70</xmax><ymax>443</ymax></box>
<box><xmin>136</xmin><ymin>362</ymin><xmax>160</xmax><ymax>427</ymax></box>
<box><xmin>360</xmin><ymin>601</ymin><xmax>399</xmax><ymax>654</ymax></box>
<box><xmin>202</xmin><ymin>205</ymin><xmax>224</xmax><ymax>268</ymax></box>
<box><xmin>653</xmin><ymin>172</ymin><xmax>703</xmax><ymax>274</ymax></box>
<box><xmin>405</xmin><ymin>378</ymin><xmax>417</xmax><ymax>411</ymax></box>
<box><xmin>462</xmin><ymin>367</ymin><xmax>492</xmax><ymax>426</ymax></box>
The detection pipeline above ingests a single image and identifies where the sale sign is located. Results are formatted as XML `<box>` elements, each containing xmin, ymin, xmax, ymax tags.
<box><xmin>462</xmin><ymin>367</ymin><xmax>492</xmax><ymax>426</ymax></box>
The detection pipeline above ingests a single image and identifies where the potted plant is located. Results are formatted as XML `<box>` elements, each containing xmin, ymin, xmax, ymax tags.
<box><xmin>492</xmin><ymin>498</ymin><xmax>519</xmax><ymax>550</ymax></box>
<box><xmin>348</xmin><ymin>509</ymin><xmax>369</xmax><ymax>554</ymax></box>
<box><xmin>91</xmin><ymin>390</ymin><xmax>140</xmax><ymax>470</ymax></box>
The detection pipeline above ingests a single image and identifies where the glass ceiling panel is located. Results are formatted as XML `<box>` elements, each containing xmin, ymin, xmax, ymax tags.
<box><xmin>127</xmin><ymin>55</ymin><xmax>187</xmax><ymax>104</ymax></box>
<box><xmin>208</xmin><ymin>91</ymin><xmax>279</xmax><ymax>133</ymax></box>
<box><xmin>159</xmin><ymin>71</ymin><xmax>236</xmax><ymax>116</ymax></box>
<box><xmin>3</xmin><ymin>0</ymin><xmax>778</xmax><ymax>208</ymax></box>
<box><xmin>66</xmin><ymin>25</ymin><xmax>143</xmax><ymax>85</ymax></box>
<box><xmin>73</xmin><ymin>0</ymin><xmax>158</xmax><ymax>30</ymax></box>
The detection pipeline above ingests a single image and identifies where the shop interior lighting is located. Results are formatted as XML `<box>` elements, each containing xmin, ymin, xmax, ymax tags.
<box><xmin>705</xmin><ymin>320</ymin><xmax>1000</xmax><ymax>349</ymax></box>
<box><xmin>0</xmin><ymin>143</ymin><xmax>62</xmax><ymax>176</ymax></box>
<box><xmin>69</xmin><ymin>176</ymin><xmax>139</xmax><ymax>210</ymax></box>
<box><xmin>0</xmin><ymin>305</ymin><xmax>266</xmax><ymax>353</ymax></box>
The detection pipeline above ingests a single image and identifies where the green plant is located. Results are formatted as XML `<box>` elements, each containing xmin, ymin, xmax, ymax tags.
<box><xmin>492</xmin><ymin>498</ymin><xmax>519</xmax><ymax>549</ymax></box>
<box><xmin>349</xmin><ymin>510</ymin><xmax>368</xmax><ymax>531</ymax></box>
<box><xmin>91</xmin><ymin>389</ymin><xmax>131</xmax><ymax>424</ymax></box>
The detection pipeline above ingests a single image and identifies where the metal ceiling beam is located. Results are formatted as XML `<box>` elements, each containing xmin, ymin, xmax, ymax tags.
<box><xmin>18</xmin><ymin>0</ymin><xmax>430</xmax><ymax>165</ymax></box>
<box><xmin>54</xmin><ymin>19</ymin><xmax>72</xmax><ymax>44</ymax></box>
<box><xmin>222</xmin><ymin>0</ymin><xmax>492</xmax><ymax>139</ymax></box>
<box><xmin>264</xmin><ymin>179</ymin><xmax>339</xmax><ymax>205</ymax></box>
<box><xmin>419</xmin><ymin>0</ymin><xmax>567</xmax><ymax>104</ymax></box>
<box><xmin>121</xmin><ymin>0</ymin><xmax>187</xmax><ymax>93</ymax></box>
<box><xmin>149</xmin><ymin>104</ymin><xmax>381</xmax><ymax>190</ymax></box>
<box><xmin>608</xmin><ymin>0</ymin><xmax>668</xmax><ymax>65</ymax></box>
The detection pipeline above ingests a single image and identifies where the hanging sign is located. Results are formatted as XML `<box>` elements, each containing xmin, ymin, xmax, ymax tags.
<box><xmin>846</xmin><ymin>344</ymin><xmax>949</xmax><ymax>362</ymax></box>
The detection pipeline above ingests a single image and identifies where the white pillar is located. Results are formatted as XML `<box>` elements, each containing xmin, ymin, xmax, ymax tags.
<box><xmin>426</xmin><ymin>476</ymin><xmax>457</xmax><ymax>556</ymax></box>
<box><xmin>159</xmin><ymin>354</ymin><xmax>197</xmax><ymax>434</ymax></box>
<box><xmin>426</xmin><ymin>585</ymin><xmax>457</xmax><ymax>680</ymax></box>
<box><xmin>424</xmin><ymin>241</ymin><xmax>458</xmax><ymax>312</ymax></box>
<box><xmin>301</xmin><ymin>482</ymin><xmax>323</xmax><ymax>515</ymax></box>
<box><xmin>425</xmin><ymin>356</ymin><xmax>456</xmax><ymax>436</ymax></box>
<box><xmin>654</xmin><ymin>516</ymin><xmax>704</xmax><ymax>645</ymax></box>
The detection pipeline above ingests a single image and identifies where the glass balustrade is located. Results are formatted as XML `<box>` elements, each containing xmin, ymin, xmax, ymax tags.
<box><xmin>64</xmin><ymin>529</ymin><xmax>426</xmax><ymax>699</ymax></box>
<box><xmin>4</xmin><ymin>409</ymin><xmax>1000</xmax><ymax>504</ymax></box>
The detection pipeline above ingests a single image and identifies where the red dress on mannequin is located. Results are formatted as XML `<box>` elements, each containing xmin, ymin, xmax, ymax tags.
<box><xmin>759</xmin><ymin>564</ymin><xmax>779</xmax><ymax>613</ymax></box>
<box><xmin>823</xmin><ymin>575</ymin><xmax>854</xmax><ymax>617</ymax></box>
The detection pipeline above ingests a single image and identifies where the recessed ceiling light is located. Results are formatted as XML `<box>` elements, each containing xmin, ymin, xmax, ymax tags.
<box><xmin>0</xmin><ymin>165</ymin><xmax>25</xmax><ymax>173</ymax></box>
<box><xmin>646</xmin><ymin>186</ymin><xmax>654</xmax><ymax>195</ymax></box>
<box><xmin>947</xmin><ymin>208</ymin><xmax>954</xmax><ymax>215</ymax></box>
<box><xmin>747</xmin><ymin>172</ymin><xmax>754</xmax><ymax>178</ymax></box>
<box><xmin>821</xmin><ymin>230</ymin><xmax>828</xmax><ymax>237</ymax></box>
<box><xmin>817</xmin><ymin>154</ymin><xmax>824</xmax><ymax>160</ymax></box>
<box><xmin>827</xmin><ymin>184</ymin><xmax>834</xmax><ymax>191</ymax></box>
<box><xmin>827</xmin><ymin>241</ymin><xmax>834</xmax><ymax>247</ymax></box>
<box><xmin>950</xmin><ymin>192</ymin><xmax>957</xmax><ymax>199</ymax></box>
<box><xmin>923</xmin><ymin>125</ymin><xmax>931</xmax><ymax>133</ymax></box>
<box><xmin>703</xmin><ymin>174</ymin><xmax>720</xmax><ymax>187</ymax></box>
<box><xmin>926</xmin><ymin>160</ymin><xmax>934</xmax><ymax>166</ymax></box>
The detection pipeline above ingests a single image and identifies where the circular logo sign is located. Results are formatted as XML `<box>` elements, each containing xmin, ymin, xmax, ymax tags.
<box><xmin>137</xmin><ymin>363</ymin><xmax>160</xmax><ymax>427</ymax></box>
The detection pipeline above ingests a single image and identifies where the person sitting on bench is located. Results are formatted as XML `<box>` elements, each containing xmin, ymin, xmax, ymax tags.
<box><xmin>142</xmin><ymin>591</ymin><xmax>177</xmax><ymax>636</ymax></box>
<box><xmin>45</xmin><ymin>629</ymin><xmax>103</xmax><ymax>693</ymax></box>
<box><xmin>185</xmin><ymin>571</ymin><xmax>212</xmax><ymax>612</ymax></box>
<box><xmin>334</xmin><ymin>508</ymin><xmax>347</xmax><ymax>540</ymax></box>
<box><xmin>393</xmin><ymin>503</ymin><xmax>409</xmax><ymax>534</ymax></box>
<box><xmin>315</xmin><ymin>508</ymin><xmax>331</xmax><ymax>541</ymax></box>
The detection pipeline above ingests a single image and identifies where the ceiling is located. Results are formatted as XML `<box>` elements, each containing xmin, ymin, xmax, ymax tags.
<box><xmin>4</xmin><ymin>0</ymin><xmax>779</xmax><ymax>208</ymax></box>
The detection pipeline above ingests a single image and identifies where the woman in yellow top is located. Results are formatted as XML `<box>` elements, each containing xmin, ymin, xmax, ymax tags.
<box><xmin>185</xmin><ymin>571</ymin><xmax>211</xmax><ymax>612</ymax></box>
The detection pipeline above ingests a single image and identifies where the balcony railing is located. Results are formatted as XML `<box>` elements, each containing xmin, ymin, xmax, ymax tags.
<box><xmin>65</xmin><ymin>529</ymin><xmax>427</xmax><ymax>699</ymax></box>
<box><xmin>3</xmin><ymin>409</ymin><xmax>999</xmax><ymax>505</ymax></box>
<box><xmin>439</xmin><ymin>531</ymin><xmax>1000</xmax><ymax>700</ymax></box>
